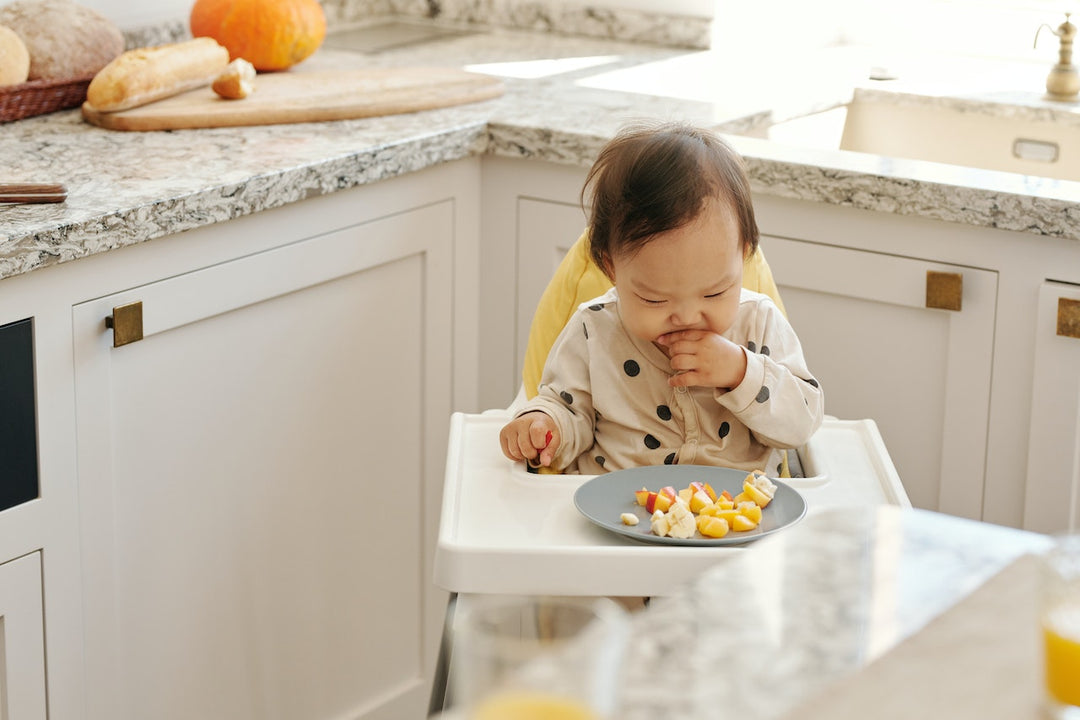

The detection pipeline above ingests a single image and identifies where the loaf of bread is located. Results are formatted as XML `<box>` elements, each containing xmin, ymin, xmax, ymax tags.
<box><xmin>86</xmin><ymin>38</ymin><xmax>230</xmax><ymax>113</ymax></box>
<box><xmin>0</xmin><ymin>0</ymin><xmax>123</xmax><ymax>81</ymax></box>
<box><xmin>0</xmin><ymin>24</ymin><xmax>31</xmax><ymax>86</ymax></box>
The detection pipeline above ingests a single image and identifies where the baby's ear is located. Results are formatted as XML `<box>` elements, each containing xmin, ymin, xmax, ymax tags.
<box><xmin>599</xmin><ymin>253</ymin><xmax>616</xmax><ymax>281</ymax></box>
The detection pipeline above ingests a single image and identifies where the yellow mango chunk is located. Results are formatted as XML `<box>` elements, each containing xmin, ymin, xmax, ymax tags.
<box><xmin>731</xmin><ymin>514</ymin><xmax>758</xmax><ymax>532</ymax></box>
<box><xmin>737</xmin><ymin>502</ymin><xmax>762</xmax><ymax>524</ymax></box>
<box><xmin>697</xmin><ymin>515</ymin><xmax>729</xmax><ymax>538</ymax></box>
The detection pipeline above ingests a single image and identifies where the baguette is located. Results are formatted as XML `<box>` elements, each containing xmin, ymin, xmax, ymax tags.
<box><xmin>86</xmin><ymin>37</ymin><xmax>230</xmax><ymax>113</ymax></box>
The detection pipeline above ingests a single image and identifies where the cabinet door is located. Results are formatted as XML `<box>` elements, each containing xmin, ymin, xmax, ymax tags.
<box><xmin>515</xmin><ymin>199</ymin><xmax>591</xmax><ymax>384</ymax></box>
<box><xmin>763</xmin><ymin>236</ymin><xmax>997</xmax><ymax>518</ymax></box>
<box><xmin>0</xmin><ymin>552</ymin><xmax>46</xmax><ymax>720</ymax></box>
<box><xmin>1024</xmin><ymin>280</ymin><xmax>1080</xmax><ymax>532</ymax></box>
<box><xmin>73</xmin><ymin>203</ymin><xmax>453</xmax><ymax>720</ymax></box>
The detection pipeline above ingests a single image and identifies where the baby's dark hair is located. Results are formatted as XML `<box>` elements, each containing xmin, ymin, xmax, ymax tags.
<box><xmin>582</xmin><ymin>122</ymin><xmax>759</xmax><ymax>274</ymax></box>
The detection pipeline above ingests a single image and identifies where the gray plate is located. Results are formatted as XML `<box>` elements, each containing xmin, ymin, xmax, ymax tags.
<box><xmin>573</xmin><ymin>465</ymin><xmax>807</xmax><ymax>546</ymax></box>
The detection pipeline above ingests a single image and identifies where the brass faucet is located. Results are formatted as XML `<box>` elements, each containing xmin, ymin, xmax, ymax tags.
<box><xmin>1035</xmin><ymin>13</ymin><xmax>1080</xmax><ymax>100</ymax></box>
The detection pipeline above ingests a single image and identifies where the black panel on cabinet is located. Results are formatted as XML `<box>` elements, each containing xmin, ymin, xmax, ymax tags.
<box><xmin>0</xmin><ymin>318</ymin><xmax>39</xmax><ymax>511</ymax></box>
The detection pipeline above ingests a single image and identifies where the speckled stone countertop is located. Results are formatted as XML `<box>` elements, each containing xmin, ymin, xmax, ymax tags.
<box><xmin>611</xmin><ymin>505</ymin><xmax>1050</xmax><ymax>720</ymax></box>
<box><xmin>5</xmin><ymin>23</ymin><xmax>1080</xmax><ymax>282</ymax></box>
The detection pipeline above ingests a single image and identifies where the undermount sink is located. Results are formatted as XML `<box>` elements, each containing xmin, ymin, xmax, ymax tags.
<box><xmin>749</xmin><ymin>88</ymin><xmax>1080</xmax><ymax>182</ymax></box>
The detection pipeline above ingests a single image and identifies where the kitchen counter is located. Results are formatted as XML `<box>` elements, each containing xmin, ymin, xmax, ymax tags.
<box><xmin>611</xmin><ymin>505</ymin><xmax>1050</xmax><ymax>720</ymax></box>
<box><xmin>4</xmin><ymin>22</ymin><xmax>1080</xmax><ymax>282</ymax></box>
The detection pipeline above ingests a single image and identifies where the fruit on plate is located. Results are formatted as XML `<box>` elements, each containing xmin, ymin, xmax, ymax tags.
<box><xmin>650</xmin><ymin>499</ymin><xmax>695</xmax><ymax>539</ymax></box>
<box><xmin>690</xmin><ymin>481</ymin><xmax>717</xmax><ymax>502</ymax></box>
<box><xmin>645</xmin><ymin>486</ymin><xmax>677</xmax><ymax>514</ymax></box>
<box><xmin>696</xmin><ymin>515</ymin><xmax>729</xmax><ymax>538</ymax></box>
<box><xmin>619</xmin><ymin>512</ymin><xmax>639</xmax><ymax>526</ymax></box>
<box><xmin>743</xmin><ymin>471</ymin><xmax>777</xmax><ymax>507</ymax></box>
<box><xmin>634</xmin><ymin>487</ymin><xmax>650</xmax><ymax>506</ymax></box>
<box><xmin>0</xmin><ymin>24</ymin><xmax>30</xmax><ymax>86</ymax></box>
<box><xmin>629</xmin><ymin>470</ymin><xmax>780</xmax><ymax>539</ymax></box>
<box><xmin>190</xmin><ymin>0</ymin><xmax>326</xmax><ymax>72</ymax></box>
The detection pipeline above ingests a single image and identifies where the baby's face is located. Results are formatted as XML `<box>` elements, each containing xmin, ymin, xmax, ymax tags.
<box><xmin>609</xmin><ymin>198</ymin><xmax>744</xmax><ymax>350</ymax></box>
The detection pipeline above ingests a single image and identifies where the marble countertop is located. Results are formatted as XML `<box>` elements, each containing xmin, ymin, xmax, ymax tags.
<box><xmin>612</xmin><ymin>505</ymin><xmax>1050</xmax><ymax>720</ymax></box>
<box><xmin>5</xmin><ymin>22</ymin><xmax>1080</xmax><ymax>282</ymax></box>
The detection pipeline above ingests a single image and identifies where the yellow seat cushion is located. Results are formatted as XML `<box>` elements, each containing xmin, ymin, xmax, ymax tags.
<box><xmin>522</xmin><ymin>231</ymin><xmax>787</xmax><ymax>399</ymax></box>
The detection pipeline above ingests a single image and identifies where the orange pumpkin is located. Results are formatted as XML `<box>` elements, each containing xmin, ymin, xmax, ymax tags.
<box><xmin>189</xmin><ymin>0</ymin><xmax>326</xmax><ymax>72</ymax></box>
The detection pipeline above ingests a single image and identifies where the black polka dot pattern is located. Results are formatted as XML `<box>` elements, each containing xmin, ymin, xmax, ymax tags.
<box><xmin>644</xmin><ymin>434</ymin><xmax>661</xmax><ymax>449</ymax></box>
<box><xmin>761</xmin><ymin>345</ymin><xmax>770</xmax><ymax>356</ymax></box>
<box><xmin>656</xmin><ymin>404</ymin><xmax>672</xmax><ymax>421</ymax></box>
<box><xmin>560</xmin><ymin>390</ymin><xmax>574</xmax><ymax>405</ymax></box>
<box><xmin>747</xmin><ymin>340</ymin><xmax>757</xmax><ymax>353</ymax></box>
<box><xmin>664</xmin><ymin>452</ymin><xmax>676</xmax><ymax>465</ymax></box>
<box><xmin>623</xmin><ymin>359</ymin><xmax>640</xmax><ymax>377</ymax></box>
<box><xmin>718</xmin><ymin>422</ymin><xmax>730</xmax><ymax>438</ymax></box>
<box><xmin>595</xmin><ymin>456</ymin><xmax>606</xmax><ymax>467</ymax></box>
<box><xmin>582</xmin><ymin>322</ymin><xmax>588</xmax><ymax>339</ymax></box>
<box><xmin>588</xmin><ymin>304</ymin><xmax>603</xmax><ymax>311</ymax></box>
<box><xmin>756</xmin><ymin>386</ymin><xmax>770</xmax><ymax>403</ymax></box>
<box><xmin>804</xmin><ymin>378</ymin><xmax>819</xmax><ymax>388</ymax></box>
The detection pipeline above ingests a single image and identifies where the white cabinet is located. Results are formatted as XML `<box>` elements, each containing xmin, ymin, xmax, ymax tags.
<box><xmin>1025</xmin><ymin>280</ymin><xmax>1080</xmax><ymax>532</ymax></box>
<box><xmin>763</xmin><ymin>236</ymin><xmax>997</xmax><ymax>518</ymax></box>
<box><xmin>69</xmin><ymin>172</ymin><xmax>471</xmax><ymax>720</ymax></box>
<box><xmin>0</xmin><ymin>552</ymin><xmax>46</xmax><ymax>720</ymax></box>
<box><xmin>478</xmin><ymin>157</ymin><xmax>588</xmax><ymax>408</ymax></box>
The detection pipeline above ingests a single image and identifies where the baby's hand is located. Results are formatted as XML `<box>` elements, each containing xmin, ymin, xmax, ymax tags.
<box><xmin>656</xmin><ymin>330</ymin><xmax>747</xmax><ymax>389</ymax></box>
<box><xmin>499</xmin><ymin>412</ymin><xmax>559</xmax><ymax>467</ymax></box>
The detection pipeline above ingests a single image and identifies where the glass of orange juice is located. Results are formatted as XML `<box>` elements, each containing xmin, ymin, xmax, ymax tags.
<box><xmin>1042</xmin><ymin>534</ymin><xmax>1080</xmax><ymax>720</ymax></box>
<box><xmin>450</xmin><ymin>596</ymin><xmax>630</xmax><ymax>720</ymax></box>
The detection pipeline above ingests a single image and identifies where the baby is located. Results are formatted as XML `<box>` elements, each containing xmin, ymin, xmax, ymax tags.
<box><xmin>500</xmin><ymin>122</ymin><xmax>824</xmax><ymax>474</ymax></box>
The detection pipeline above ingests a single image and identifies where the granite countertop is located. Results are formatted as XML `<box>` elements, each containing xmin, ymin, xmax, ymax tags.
<box><xmin>612</xmin><ymin>505</ymin><xmax>1051</xmax><ymax>720</ymax></box>
<box><xmin>5</xmin><ymin>22</ymin><xmax>1080</xmax><ymax>282</ymax></box>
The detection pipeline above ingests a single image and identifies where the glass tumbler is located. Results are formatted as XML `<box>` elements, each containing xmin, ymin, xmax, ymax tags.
<box><xmin>1042</xmin><ymin>534</ymin><xmax>1080</xmax><ymax>720</ymax></box>
<box><xmin>450</xmin><ymin>595</ymin><xmax>630</xmax><ymax>720</ymax></box>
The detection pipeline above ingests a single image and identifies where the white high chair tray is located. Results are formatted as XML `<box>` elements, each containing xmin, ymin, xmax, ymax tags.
<box><xmin>434</xmin><ymin>411</ymin><xmax>910</xmax><ymax>598</ymax></box>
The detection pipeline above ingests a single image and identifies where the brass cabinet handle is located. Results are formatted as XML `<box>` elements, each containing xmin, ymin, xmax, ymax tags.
<box><xmin>104</xmin><ymin>301</ymin><xmax>143</xmax><ymax>347</ymax></box>
<box><xmin>1059</xmin><ymin>297</ymin><xmax>1080</xmax><ymax>339</ymax></box>
<box><xmin>926</xmin><ymin>270</ymin><xmax>963</xmax><ymax>311</ymax></box>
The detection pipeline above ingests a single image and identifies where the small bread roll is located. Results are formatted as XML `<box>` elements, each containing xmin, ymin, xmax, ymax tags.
<box><xmin>0</xmin><ymin>0</ymin><xmax>123</xmax><ymax>81</ymax></box>
<box><xmin>212</xmin><ymin>58</ymin><xmax>256</xmax><ymax>100</ymax></box>
<box><xmin>0</xmin><ymin>24</ymin><xmax>30</xmax><ymax>86</ymax></box>
<box><xmin>87</xmin><ymin>37</ymin><xmax>230</xmax><ymax>112</ymax></box>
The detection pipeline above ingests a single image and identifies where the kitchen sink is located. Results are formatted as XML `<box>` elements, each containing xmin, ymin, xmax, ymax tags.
<box><xmin>749</xmin><ymin>88</ymin><xmax>1080</xmax><ymax>182</ymax></box>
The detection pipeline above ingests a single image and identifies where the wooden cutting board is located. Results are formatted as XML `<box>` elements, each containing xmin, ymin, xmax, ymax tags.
<box><xmin>81</xmin><ymin>66</ymin><xmax>505</xmax><ymax>131</ymax></box>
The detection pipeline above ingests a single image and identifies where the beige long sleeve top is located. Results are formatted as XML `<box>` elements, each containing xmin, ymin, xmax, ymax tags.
<box><xmin>518</xmin><ymin>287</ymin><xmax>824</xmax><ymax>474</ymax></box>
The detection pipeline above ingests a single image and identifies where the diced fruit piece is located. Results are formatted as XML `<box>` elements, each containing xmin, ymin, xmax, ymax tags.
<box><xmin>742</xmin><ymin>480</ymin><xmax>772</xmax><ymax>507</ymax></box>
<box><xmin>719</xmin><ymin>490</ymin><xmax>732</xmax><ymax>502</ymax></box>
<box><xmin>698</xmin><ymin>503</ymin><xmax>720</xmax><ymax>517</ymax></box>
<box><xmin>715</xmin><ymin>497</ymin><xmax>734</xmax><ymax>510</ymax></box>
<box><xmin>678</xmin><ymin>487</ymin><xmax>693</xmax><ymax>504</ymax></box>
<box><xmin>665</xmin><ymin>502</ymin><xmax>696</xmax><ymax>539</ymax></box>
<box><xmin>650</xmin><ymin>509</ymin><xmax>671</xmax><ymax>537</ymax></box>
<box><xmin>645</xmin><ymin>491</ymin><xmax>659</xmax><ymax>514</ymax></box>
<box><xmin>731</xmin><ymin>514</ymin><xmax>758</xmax><ymax>532</ymax></box>
<box><xmin>689</xmin><ymin>490</ymin><xmax>713</xmax><ymax>513</ymax></box>
<box><xmin>697</xmin><ymin>515</ymin><xmax>729</xmax><ymax>538</ymax></box>
<box><xmin>737</xmin><ymin>502</ymin><xmax>762</xmax><ymax>524</ymax></box>
<box><xmin>713</xmin><ymin>508</ymin><xmax>740</xmax><ymax>524</ymax></box>
<box><xmin>620</xmin><ymin>512</ymin><xmax>640</xmax><ymax>526</ymax></box>
<box><xmin>732</xmin><ymin>491</ymin><xmax>751</xmax><ymax>505</ymax></box>
<box><xmin>635</xmin><ymin>487</ymin><xmax>650</xmax><ymax>506</ymax></box>
<box><xmin>690</xmin><ymin>481</ymin><xmax>717</xmax><ymax>502</ymax></box>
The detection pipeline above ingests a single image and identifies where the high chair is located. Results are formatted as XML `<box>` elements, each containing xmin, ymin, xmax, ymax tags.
<box><xmin>428</xmin><ymin>232</ymin><xmax>910</xmax><ymax>715</ymax></box>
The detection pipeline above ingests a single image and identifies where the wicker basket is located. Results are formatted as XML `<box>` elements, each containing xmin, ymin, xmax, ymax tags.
<box><xmin>0</xmin><ymin>75</ymin><xmax>94</xmax><ymax>123</ymax></box>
